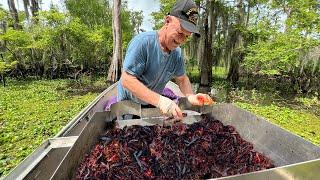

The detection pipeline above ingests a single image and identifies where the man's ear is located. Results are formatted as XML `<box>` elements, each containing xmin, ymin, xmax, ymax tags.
<box><xmin>164</xmin><ymin>15</ymin><xmax>172</xmax><ymax>24</ymax></box>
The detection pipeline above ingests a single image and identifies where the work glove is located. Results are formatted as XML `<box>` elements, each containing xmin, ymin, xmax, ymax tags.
<box><xmin>157</xmin><ymin>95</ymin><xmax>183</xmax><ymax>119</ymax></box>
<box><xmin>187</xmin><ymin>93</ymin><xmax>214</xmax><ymax>106</ymax></box>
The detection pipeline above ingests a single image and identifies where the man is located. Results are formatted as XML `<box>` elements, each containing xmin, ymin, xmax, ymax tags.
<box><xmin>117</xmin><ymin>0</ymin><xmax>213</xmax><ymax>119</ymax></box>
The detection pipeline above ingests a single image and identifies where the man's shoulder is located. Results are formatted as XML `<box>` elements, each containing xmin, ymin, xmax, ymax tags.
<box><xmin>172</xmin><ymin>47</ymin><xmax>182</xmax><ymax>56</ymax></box>
<box><xmin>174</xmin><ymin>47</ymin><xmax>182</xmax><ymax>53</ymax></box>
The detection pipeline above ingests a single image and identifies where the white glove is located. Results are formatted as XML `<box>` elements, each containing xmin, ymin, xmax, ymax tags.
<box><xmin>156</xmin><ymin>95</ymin><xmax>183</xmax><ymax>119</ymax></box>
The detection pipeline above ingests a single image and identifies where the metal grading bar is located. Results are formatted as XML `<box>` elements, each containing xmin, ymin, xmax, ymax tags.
<box><xmin>51</xmin><ymin>104</ymin><xmax>320</xmax><ymax>180</ymax></box>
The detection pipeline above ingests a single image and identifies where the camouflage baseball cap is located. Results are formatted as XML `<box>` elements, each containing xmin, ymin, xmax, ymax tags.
<box><xmin>169</xmin><ymin>0</ymin><xmax>200</xmax><ymax>36</ymax></box>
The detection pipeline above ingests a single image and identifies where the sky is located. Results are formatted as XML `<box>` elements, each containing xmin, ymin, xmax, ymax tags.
<box><xmin>127</xmin><ymin>0</ymin><xmax>160</xmax><ymax>31</ymax></box>
<box><xmin>0</xmin><ymin>0</ymin><xmax>160</xmax><ymax>31</ymax></box>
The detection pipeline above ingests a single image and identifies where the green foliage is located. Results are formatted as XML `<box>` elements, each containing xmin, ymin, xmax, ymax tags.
<box><xmin>1</xmin><ymin>8</ymin><xmax>112</xmax><ymax>73</ymax></box>
<box><xmin>0</xmin><ymin>0</ymin><xmax>139</xmax><ymax>78</ymax></box>
<box><xmin>238</xmin><ymin>0</ymin><xmax>320</xmax><ymax>93</ymax></box>
<box><xmin>0</xmin><ymin>79</ymin><xmax>100</xmax><ymax>177</ymax></box>
<box><xmin>0</xmin><ymin>61</ymin><xmax>17</xmax><ymax>75</ymax></box>
<box><xmin>65</xmin><ymin>0</ymin><xmax>112</xmax><ymax>28</ymax></box>
<box><xmin>213</xmin><ymin>79</ymin><xmax>320</xmax><ymax>146</ymax></box>
<box><xmin>0</xmin><ymin>29</ymin><xmax>32</xmax><ymax>48</ymax></box>
<box><xmin>0</xmin><ymin>7</ymin><xmax>9</xmax><ymax>25</ymax></box>
<box><xmin>190</xmin><ymin>67</ymin><xmax>320</xmax><ymax>146</ymax></box>
<box><xmin>295</xmin><ymin>96</ymin><xmax>320</xmax><ymax>108</ymax></box>
<box><xmin>65</xmin><ymin>0</ymin><xmax>135</xmax><ymax>52</ymax></box>
<box><xmin>245</xmin><ymin>20</ymin><xmax>277</xmax><ymax>43</ymax></box>
<box><xmin>186</xmin><ymin>67</ymin><xmax>200</xmax><ymax>83</ymax></box>
<box><xmin>120</xmin><ymin>4</ymin><xmax>136</xmax><ymax>50</ymax></box>
<box><xmin>131</xmin><ymin>11</ymin><xmax>144</xmax><ymax>33</ymax></box>
<box><xmin>151</xmin><ymin>0</ymin><xmax>176</xmax><ymax>29</ymax></box>
<box><xmin>236</xmin><ymin>102</ymin><xmax>320</xmax><ymax>145</ymax></box>
<box><xmin>244</xmin><ymin>31</ymin><xmax>320</xmax><ymax>76</ymax></box>
<box><xmin>271</xmin><ymin>0</ymin><xmax>320</xmax><ymax>34</ymax></box>
<box><xmin>186</xmin><ymin>66</ymin><xmax>227</xmax><ymax>84</ymax></box>
<box><xmin>38</xmin><ymin>8</ymin><xmax>66</xmax><ymax>26</ymax></box>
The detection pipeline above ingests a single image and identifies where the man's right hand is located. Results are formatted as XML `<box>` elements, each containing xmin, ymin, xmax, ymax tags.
<box><xmin>157</xmin><ymin>95</ymin><xmax>183</xmax><ymax>119</ymax></box>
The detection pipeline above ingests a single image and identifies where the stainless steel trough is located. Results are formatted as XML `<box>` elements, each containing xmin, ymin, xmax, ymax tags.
<box><xmin>5</xmin><ymin>82</ymin><xmax>320</xmax><ymax>180</ymax></box>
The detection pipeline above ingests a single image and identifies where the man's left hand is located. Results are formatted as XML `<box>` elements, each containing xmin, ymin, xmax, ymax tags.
<box><xmin>187</xmin><ymin>93</ymin><xmax>214</xmax><ymax>106</ymax></box>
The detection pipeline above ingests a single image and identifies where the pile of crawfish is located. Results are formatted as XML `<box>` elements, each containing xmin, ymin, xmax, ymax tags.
<box><xmin>76</xmin><ymin>115</ymin><xmax>274</xmax><ymax>179</ymax></box>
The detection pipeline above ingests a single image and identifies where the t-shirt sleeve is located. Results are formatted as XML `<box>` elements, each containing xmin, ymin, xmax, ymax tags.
<box><xmin>174</xmin><ymin>49</ymin><xmax>186</xmax><ymax>77</ymax></box>
<box><xmin>123</xmin><ymin>36</ymin><xmax>146</xmax><ymax>77</ymax></box>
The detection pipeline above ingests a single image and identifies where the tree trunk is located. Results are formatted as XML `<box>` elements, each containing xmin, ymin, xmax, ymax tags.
<box><xmin>1</xmin><ymin>74</ymin><xmax>5</xmax><ymax>87</ymax></box>
<box><xmin>107</xmin><ymin>0</ymin><xmax>122</xmax><ymax>83</ymax></box>
<box><xmin>7</xmin><ymin>0</ymin><xmax>21</xmax><ymax>29</ymax></box>
<box><xmin>283</xmin><ymin>3</ymin><xmax>292</xmax><ymax>32</ymax></box>
<box><xmin>210</xmin><ymin>1</ymin><xmax>218</xmax><ymax>68</ymax></box>
<box><xmin>23</xmin><ymin>0</ymin><xmax>30</xmax><ymax>22</ymax></box>
<box><xmin>30</xmin><ymin>0</ymin><xmax>40</xmax><ymax>23</ymax></box>
<box><xmin>245</xmin><ymin>0</ymin><xmax>250</xmax><ymax>27</ymax></box>
<box><xmin>227</xmin><ymin>0</ymin><xmax>245</xmax><ymax>85</ymax></box>
<box><xmin>222</xmin><ymin>12</ymin><xmax>231</xmax><ymax>69</ymax></box>
<box><xmin>0</xmin><ymin>20</ymin><xmax>7</xmax><ymax>52</ymax></box>
<box><xmin>199</xmin><ymin>0</ymin><xmax>218</xmax><ymax>93</ymax></box>
<box><xmin>199</xmin><ymin>13</ymin><xmax>210</xmax><ymax>93</ymax></box>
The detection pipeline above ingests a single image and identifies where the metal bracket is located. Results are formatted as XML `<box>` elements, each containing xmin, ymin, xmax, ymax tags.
<box><xmin>108</xmin><ymin>98</ymin><xmax>212</xmax><ymax>120</ymax></box>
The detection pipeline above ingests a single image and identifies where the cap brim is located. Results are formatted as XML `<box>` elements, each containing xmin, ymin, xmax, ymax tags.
<box><xmin>178</xmin><ymin>18</ymin><xmax>200</xmax><ymax>37</ymax></box>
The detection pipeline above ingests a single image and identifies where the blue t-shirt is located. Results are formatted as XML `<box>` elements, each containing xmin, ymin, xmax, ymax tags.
<box><xmin>117</xmin><ymin>31</ymin><xmax>185</xmax><ymax>104</ymax></box>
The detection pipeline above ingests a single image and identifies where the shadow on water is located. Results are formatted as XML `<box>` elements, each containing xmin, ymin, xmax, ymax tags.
<box><xmin>56</xmin><ymin>80</ymin><xmax>109</xmax><ymax>96</ymax></box>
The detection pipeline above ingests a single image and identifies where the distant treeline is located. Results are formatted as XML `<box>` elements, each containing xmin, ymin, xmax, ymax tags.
<box><xmin>0</xmin><ymin>0</ymin><xmax>143</xmax><ymax>81</ymax></box>
<box><xmin>152</xmin><ymin>0</ymin><xmax>320</xmax><ymax>94</ymax></box>
<box><xmin>1</xmin><ymin>0</ymin><xmax>320</xmax><ymax>94</ymax></box>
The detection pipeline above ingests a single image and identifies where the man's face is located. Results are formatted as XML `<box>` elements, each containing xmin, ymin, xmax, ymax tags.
<box><xmin>164</xmin><ymin>16</ymin><xmax>192</xmax><ymax>51</ymax></box>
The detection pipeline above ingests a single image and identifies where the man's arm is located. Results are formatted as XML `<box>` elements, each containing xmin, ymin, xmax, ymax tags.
<box><xmin>175</xmin><ymin>74</ymin><xmax>193</xmax><ymax>96</ymax></box>
<box><xmin>121</xmin><ymin>71</ymin><xmax>183</xmax><ymax>118</ymax></box>
<box><xmin>175</xmin><ymin>74</ymin><xmax>214</xmax><ymax>105</ymax></box>
<box><xmin>121</xmin><ymin>71</ymin><xmax>160</xmax><ymax>106</ymax></box>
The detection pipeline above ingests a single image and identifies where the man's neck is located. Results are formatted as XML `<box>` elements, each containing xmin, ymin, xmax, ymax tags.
<box><xmin>158</xmin><ymin>28</ymin><xmax>170</xmax><ymax>53</ymax></box>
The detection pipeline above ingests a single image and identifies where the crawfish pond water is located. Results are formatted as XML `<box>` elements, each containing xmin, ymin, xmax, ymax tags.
<box><xmin>76</xmin><ymin>115</ymin><xmax>274</xmax><ymax>179</ymax></box>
